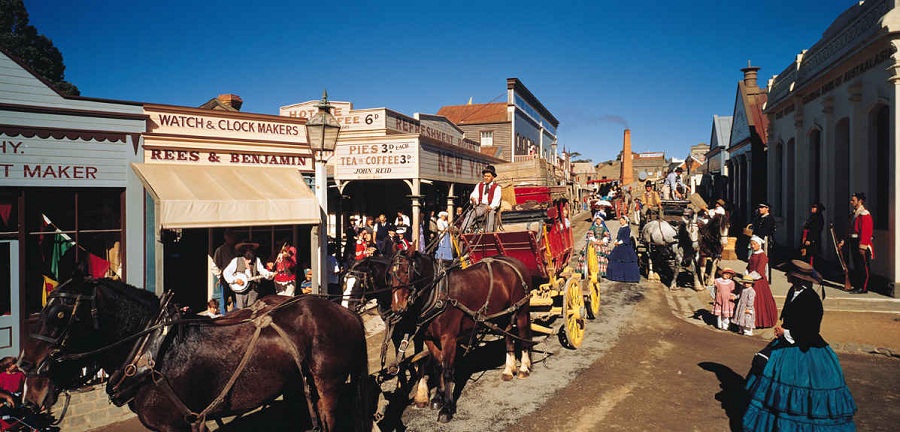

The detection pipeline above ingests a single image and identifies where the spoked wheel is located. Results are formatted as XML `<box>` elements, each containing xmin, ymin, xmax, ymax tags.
<box><xmin>558</xmin><ymin>277</ymin><xmax>586</xmax><ymax>349</ymax></box>
<box><xmin>584</xmin><ymin>245</ymin><xmax>601</xmax><ymax>319</ymax></box>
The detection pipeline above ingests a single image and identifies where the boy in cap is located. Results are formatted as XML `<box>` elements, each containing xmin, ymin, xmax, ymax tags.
<box><xmin>461</xmin><ymin>165</ymin><xmax>502</xmax><ymax>233</ymax></box>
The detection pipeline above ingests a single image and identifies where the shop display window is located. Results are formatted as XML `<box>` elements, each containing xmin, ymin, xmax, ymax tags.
<box><xmin>23</xmin><ymin>188</ymin><xmax>124</xmax><ymax>314</ymax></box>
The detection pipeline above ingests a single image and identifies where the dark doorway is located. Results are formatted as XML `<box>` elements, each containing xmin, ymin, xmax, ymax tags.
<box><xmin>163</xmin><ymin>228</ymin><xmax>208</xmax><ymax>310</ymax></box>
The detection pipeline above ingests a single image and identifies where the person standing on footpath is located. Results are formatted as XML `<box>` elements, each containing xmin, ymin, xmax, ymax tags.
<box><xmin>747</xmin><ymin>202</ymin><xmax>775</xmax><ymax>260</ymax></box>
<box><xmin>746</xmin><ymin>236</ymin><xmax>778</xmax><ymax>328</ymax></box>
<box><xmin>211</xmin><ymin>229</ymin><xmax>238</xmax><ymax>313</ymax></box>
<box><xmin>837</xmin><ymin>193</ymin><xmax>873</xmax><ymax>294</ymax></box>
<box><xmin>374</xmin><ymin>214</ymin><xmax>389</xmax><ymax>254</ymax></box>
<box><xmin>223</xmin><ymin>242</ymin><xmax>274</xmax><ymax>309</ymax></box>
<box><xmin>799</xmin><ymin>203</ymin><xmax>825</xmax><ymax>266</ymax></box>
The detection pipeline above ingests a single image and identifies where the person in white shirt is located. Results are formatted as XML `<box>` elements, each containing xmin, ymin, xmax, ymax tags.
<box><xmin>461</xmin><ymin>165</ymin><xmax>502</xmax><ymax>233</ymax></box>
<box><xmin>222</xmin><ymin>242</ymin><xmax>274</xmax><ymax>309</ymax></box>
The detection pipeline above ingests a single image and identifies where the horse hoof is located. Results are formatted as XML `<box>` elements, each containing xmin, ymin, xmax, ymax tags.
<box><xmin>431</xmin><ymin>401</ymin><xmax>442</xmax><ymax>410</ymax></box>
<box><xmin>501</xmin><ymin>373</ymin><xmax>514</xmax><ymax>381</ymax></box>
<box><xmin>414</xmin><ymin>401</ymin><xmax>428</xmax><ymax>409</ymax></box>
<box><xmin>517</xmin><ymin>370</ymin><xmax>531</xmax><ymax>379</ymax></box>
<box><xmin>438</xmin><ymin>411</ymin><xmax>453</xmax><ymax>423</ymax></box>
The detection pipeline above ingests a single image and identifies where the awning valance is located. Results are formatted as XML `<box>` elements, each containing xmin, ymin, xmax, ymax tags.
<box><xmin>131</xmin><ymin>163</ymin><xmax>319</xmax><ymax>229</ymax></box>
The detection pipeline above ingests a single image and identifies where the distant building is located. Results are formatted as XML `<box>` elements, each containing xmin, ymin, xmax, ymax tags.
<box><xmin>765</xmin><ymin>0</ymin><xmax>897</xmax><ymax>293</ymax></box>
<box><xmin>632</xmin><ymin>152</ymin><xmax>668</xmax><ymax>183</ymax></box>
<box><xmin>438</xmin><ymin>78</ymin><xmax>559</xmax><ymax>163</ymax></box>
<box><xmin>725</xmin><ymin>65</ymin><xmax>769</xmax><ymax>229</ymax></box>
<box><xmin>705</xmin><ymin>115</ymin><xmax>733</xmax><ymax>203</ymax></box>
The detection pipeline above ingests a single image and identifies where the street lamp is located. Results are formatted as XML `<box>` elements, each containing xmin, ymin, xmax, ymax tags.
<box><xmin>305</xmin><ymin>90</ymin><xmax>341</xmax><ymax>295</ymax></box>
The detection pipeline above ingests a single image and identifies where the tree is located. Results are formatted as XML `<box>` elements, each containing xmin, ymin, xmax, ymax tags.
<box><xmin>0</xmin><ymin>0</ymin><xmax>79</xmax><ymax>95</ymax></box>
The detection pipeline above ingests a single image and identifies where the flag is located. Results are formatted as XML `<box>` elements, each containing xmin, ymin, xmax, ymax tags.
<box><xmin>42</xmin><ymin>214</ymin><xmax>75</xmax><ymax>279</ymax></box>
<box><xmin>88</xmin><ymin>253</ymin><xmax>110</xmax><ymax>279</ymax></box>
<box><xmin>42</xmin><ymin>275</ymin><xmax>58</xmax><ymax>306</ymax></box>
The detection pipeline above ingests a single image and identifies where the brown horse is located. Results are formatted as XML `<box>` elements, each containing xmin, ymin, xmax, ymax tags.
<box><xmin>389</xmin><ymin>250</ymin><xmax>533</xmax><ymax>423</ymax></box>
<box><xmin>18</xmin><ymin>277</ymin><xmax>371</xmax><ymax>432</ymax></box>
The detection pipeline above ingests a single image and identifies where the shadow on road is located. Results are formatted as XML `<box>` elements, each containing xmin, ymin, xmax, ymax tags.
<box><xmin>691</xmin><ymin>308</ymin><xmax>717</xmax><ymax>326</ymax></box>
<box><xmin>699</xmin><ymin>362</ymin><xmax>748</xmax><ymax>432</ymax></box>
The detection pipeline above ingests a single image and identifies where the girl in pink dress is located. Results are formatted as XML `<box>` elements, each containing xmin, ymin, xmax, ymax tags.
<box><xmin>747</xmin><ymin>236</ymin><xmax>778</xmax><ymax>328</ymax></box>
<box><xmin>713</xmin><ymin>268</ymin><xmax>738</xmax><ymax>330</ymax></box>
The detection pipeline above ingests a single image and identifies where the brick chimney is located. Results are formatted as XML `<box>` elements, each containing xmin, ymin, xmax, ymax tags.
<box><xmin>621</xmin><ymin>129</ymin><xmax>633</xmax><ymax>186</ymax></box>
<box><xmin>217</xmin><ymin>94</ymin><xmax>243</xmax><ymax>111</ymax></box>
<box><xmin>741</xmin><ymin>63</ymin><xmax>761</xmax><ymax>89</ymax></box>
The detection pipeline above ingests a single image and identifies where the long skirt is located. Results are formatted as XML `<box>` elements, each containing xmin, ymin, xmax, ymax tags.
<box><xmin>753</xmin><ymin>277</ymin><xmax>778</xmax><ymax>328</ymax></box>
<box><xmin>606</xmin><ymin>244</ymin><xmax>641</xmax><ymax>282</ymax></box>
<box><xmin>744</xmin><ymin>339</ymin><xmax>856</xmax><ymax>431</ymax></box>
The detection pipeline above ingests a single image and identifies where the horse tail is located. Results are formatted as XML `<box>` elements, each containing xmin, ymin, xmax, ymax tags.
<box><xmin>349</xmin><ymin>314</ymin><xmax>373</xmax><ymax>432</ymax></box>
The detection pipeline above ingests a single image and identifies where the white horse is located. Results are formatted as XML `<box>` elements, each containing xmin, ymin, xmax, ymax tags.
<box><xmin>641</xmin><ymin>217</ymin><xmax>703</xmax><ymax>290</ymax></box>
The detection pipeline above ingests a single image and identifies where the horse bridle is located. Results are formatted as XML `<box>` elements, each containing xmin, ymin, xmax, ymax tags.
<box><xmin>26</xmin><ymin>285</ymin><xmax>99</xmax><ymax>378</ymax></box>
<box><xmin>389</xmin><ymin>254</ymin><xmax>434</xmax><ymax>307</ymax></box>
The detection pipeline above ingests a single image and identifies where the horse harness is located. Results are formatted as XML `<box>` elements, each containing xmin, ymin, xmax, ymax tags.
<box><xmin>386</xmin><ymin>255</ymin><xmax>533</xmax><ymax>373</ymax></box>
<box><xmin>43</xmin><ymin>287</ymin><xmax>321</xmax><ymax>431</ymax></box>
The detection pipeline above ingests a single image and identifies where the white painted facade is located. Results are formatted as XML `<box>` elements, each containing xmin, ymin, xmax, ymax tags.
<box><xmin>765</xmin><ymin>0</ymin><xmax>899</xmax><ymax>293</ymax></box>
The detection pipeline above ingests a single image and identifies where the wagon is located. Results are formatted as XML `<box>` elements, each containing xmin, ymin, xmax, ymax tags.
<box><xmin>458</xmin><ymin>186</ymin><xmax>600</xmax><ymax>349</ymax></box>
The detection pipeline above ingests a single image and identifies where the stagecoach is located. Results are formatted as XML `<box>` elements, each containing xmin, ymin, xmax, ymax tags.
<box><xmin>458</xmin><ymin>184</ymin><xmax>600</xmax><ymax>349</ymax></box>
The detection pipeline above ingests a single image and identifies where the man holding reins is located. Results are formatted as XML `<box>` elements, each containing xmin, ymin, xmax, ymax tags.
<box><xmin>461</xmin><ymin>165</ymin><xmax>502</xmax><ymax>233</ymax></box>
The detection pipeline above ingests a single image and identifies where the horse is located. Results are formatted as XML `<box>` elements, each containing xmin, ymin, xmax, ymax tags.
<box><xmin>18</xmin><ymin>277</ymin><xmax>371</xmax><ymax>432</ymax></box>
<box><xmin>343</xmin><ymin>255</ymin><xmax>432</xmax><ymax>430</ymax></box>
<box><xmin>695</xmin><ymin>213</ymin><xmax>727</xmax><ymax>287</ymax></box>
<box><xmin>389</xmin><ymin>250</ymin><xmax>532</xmax><ymax>423</ymax></box>
<box><xmin>640</xmin><ymin>218</ymin><xmax>681</xmax><ymax>288</ymax></box>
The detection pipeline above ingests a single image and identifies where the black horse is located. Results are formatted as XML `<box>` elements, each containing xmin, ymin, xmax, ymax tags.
<box><xmin>19</xmin><ymin>277</ymin><xmax>371</xmax><ymax>432</ymax></box>
<box><xmin>389</xmin><ymin>250</ymin><xmax>533</xmax><ymax>423</ymax></box>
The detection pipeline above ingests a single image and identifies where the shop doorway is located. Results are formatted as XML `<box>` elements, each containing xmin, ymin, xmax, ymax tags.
<box><xmin>0</xmin><ymin>240</ymin><xmax>20</xmax><ymax>359</ymax></box>
<box><xmin>162</xmin><ymin>229</ymin><xmax>208</xmax><ymax>311</ymax></box>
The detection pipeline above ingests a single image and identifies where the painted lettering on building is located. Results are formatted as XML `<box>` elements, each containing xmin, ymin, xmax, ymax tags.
<box><xmin>150</xmin><ymin>113</ymin><xmax>303</xmax><ymax>138</ymax></box>
<box><xmin>334</xmin><ymin>141</ymin><xmax>418</xmax><ymax>180</ymax></box>
<box><xmin>145</xmin><ymin>149</ymin><xmax>310</xmax><ymax>168</ymax></box>
<box><xmin>1</xmin><ymin>138</ymin><xmax>106</xmax><ymax>183</ymax></box>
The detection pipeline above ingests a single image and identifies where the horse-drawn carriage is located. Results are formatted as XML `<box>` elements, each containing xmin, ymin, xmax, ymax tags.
<box><xmin>458</xmin><ymin>187</ymin><xmax>599</xmax><ymax>349</ymax></box>
<box><xmin>636</xmin><ymin>194</ymin><xmax>725</xmax><ymax>290</ymax></box>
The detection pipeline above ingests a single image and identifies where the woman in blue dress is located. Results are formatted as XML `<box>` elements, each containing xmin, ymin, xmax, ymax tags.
<box><xmin>743</xmin><ymin>260</ymin><xmax>856</xmax><ymax>431</ymax></box>
<box><xmin>605</xmin><ymin>216</ymin><xmax>641</xmax><ymax>283</ymax></box>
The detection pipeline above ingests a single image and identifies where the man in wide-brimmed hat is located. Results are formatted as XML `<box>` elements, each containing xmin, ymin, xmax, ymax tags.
<box><xmin>461</xmin><ymin>165</ymin><xmax>502</xmax><ymax>233</ymax></box>
<box><xmin>640</xmin><ymin>180</ymin><xmax>661</xmax><ymax>224</ymax></box>
<box><xmin>222</xmin><ymin>241</ymin><xmax>274</xmax><ymax>309</ymax></box>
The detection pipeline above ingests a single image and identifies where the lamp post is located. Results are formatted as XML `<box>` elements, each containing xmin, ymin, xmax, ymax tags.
<box><xmin>305</xmin><ymin>90</ymin><xmax>341</xmax><ymax>295</ymax></box>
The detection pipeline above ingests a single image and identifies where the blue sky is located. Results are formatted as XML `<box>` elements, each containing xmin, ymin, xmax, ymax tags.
<box><xmin>25</xmin><ymin>0</ymin><xmax>855</xmax><ymax>163</ymax></box>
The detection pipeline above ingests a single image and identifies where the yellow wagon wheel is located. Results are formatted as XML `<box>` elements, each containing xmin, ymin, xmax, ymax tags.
<box><xmin>558</xmin><ymin>277</ymin><xmax>586</xmax><ymax>349</ymax></box>
<box><xmin>584</xmin><ymin>245</ymin><xmax>601</xmax><ymax>319</ymax></box>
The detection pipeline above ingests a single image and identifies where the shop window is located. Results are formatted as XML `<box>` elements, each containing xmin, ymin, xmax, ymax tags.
<box><xmin>0</xmin><ymin>191</ymin><xmax>17</xmax><ymax>237</ymax></box>
<box><xmin>24</xmin><ymin>188</ymin><xmax>123</xmax><ymax>314</ymax></box>
<box><xmin>481</xmin><ymin>131</ymin><xmax>493</xmax><ymax>146</ymax></box>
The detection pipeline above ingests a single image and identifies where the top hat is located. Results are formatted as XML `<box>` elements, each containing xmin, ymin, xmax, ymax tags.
<box><xmin>787</xmin><ymin>259</ymin><xmax>822</xmax><ymax>284</ymax></box>
<box><xmin>482</xmin><ymin>165</ymin><xmax>497</xmax><ymax>177</ymax></box>
<box><xmin>645</xmin><ymin>181</ymin><xmax>653</xmax><ymax>188</ymax></box>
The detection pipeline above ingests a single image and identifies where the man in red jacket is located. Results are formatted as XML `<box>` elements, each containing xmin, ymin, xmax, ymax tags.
<box><xmin>838</xmin><ymin>192</ymin><xmax>873</xmax><ymax>294</ymax></box>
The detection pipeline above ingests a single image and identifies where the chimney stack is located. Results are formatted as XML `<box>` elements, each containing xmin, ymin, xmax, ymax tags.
<box><xmin>621</xmin><ymin>129</ymin><xmax>633</xmax><ymax>186</ymax></box>
<box><xmin>217</xmin><ymin>94</ymin><xmax>243</xmax><ymax>111</ymax></box>
<box><xmin>741</xmin><ymin>62</ymin><xmax>761</xmax><ymax>89</ymax></box>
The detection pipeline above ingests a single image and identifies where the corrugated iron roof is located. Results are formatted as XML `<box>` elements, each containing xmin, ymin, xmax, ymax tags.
<box><xmin>436</xmin><ymin>103</ymin><xmax>508</xmax><ymax>125</ymax></box>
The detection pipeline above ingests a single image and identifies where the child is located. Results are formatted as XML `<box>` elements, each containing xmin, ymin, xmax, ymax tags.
<box><xmin>0</xmin><ymin>356</ymin><xmax>24</xmax><ymax>407</ymax></box>
<box><xmin>713</xmin><ymin>268</ymin><xmax>738</xmax><ymax>330</ymax></box>
<box><xmin>734</xmin><ymin>272</ymin><xmax>759</xmax><ymax>336</ymax></box>
<box><xmin>299</xmin><ymin>269</ymin><xmax>313</xmax><ymax>295</ymax></box>
<box><xmin>197</xmin><ymin>299</ymin><xmax>222</xmax><ymax>318</ymax></box>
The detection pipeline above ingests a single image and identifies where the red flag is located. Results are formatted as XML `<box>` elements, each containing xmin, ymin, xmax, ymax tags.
<box><xmin>88</xmin><ymin>253</ymin><xmax>110</xmax><ymax>279</ymax></box>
